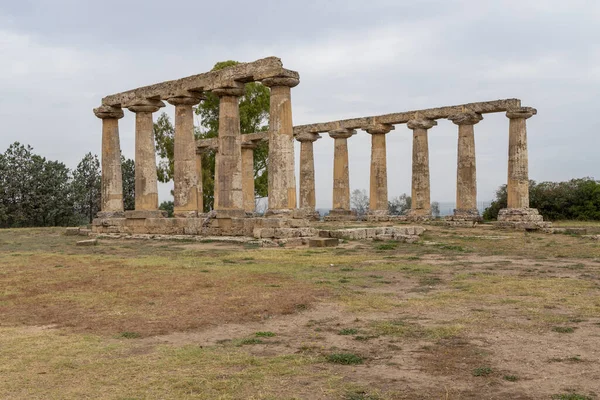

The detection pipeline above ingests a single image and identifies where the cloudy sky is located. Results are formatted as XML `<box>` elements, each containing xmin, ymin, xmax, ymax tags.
<box><xmin>1</xmin><ymin>0</ymin><xmax>599</xmax><ymax>209</ymax></box>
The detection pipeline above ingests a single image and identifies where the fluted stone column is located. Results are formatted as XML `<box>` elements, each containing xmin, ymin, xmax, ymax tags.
<box><xmin>93</xmin><ymin>105</ymin><xmax>125</xmax><ymax>218</ymax></box>
<box><xmin>506</xmin><ymin>107</ymin><xmax>536</xmax><ymax>209</ymax></box>
<box><xmin>195</xmin><ymin>150</ymin><xmax>205</xmax><ymax>214</ymax></box>
<box><xmin>126</xmin><ymin>99</ymin><xmax>165</xmax><ymax>218</ymax></box>
<box><xmin>213</xmin><ymin>85</ymin><xmax>245</xmax><ymax>217</ymax></box>
<box><xmin>328</xmin><ymin>128</ymin><xmax>356</xmax><ymax>218</ymax></box>
<box><xmin>366</xmin><ymin>124</ymin><xmax>394</xmax><ymax>215</ymax></box>
<box><xmin>407</xmin><ymin>119</ymin><xmax>436</xmax><ymax>217</ymax></box>
<box><xmin>448</xmin><ymin>112</ymin><xmax>483</xmax><ymax>220</ymax></box>
<box><xmin>241</xmin><ymin>141</ymin><xmax>257</xmax><ymax>214</ymax></box>
<box><xmin>497</xmin><ymin>107</ymin><xmax>546</xmax><ymax>227</ymax></box>
<box><xmin>296</xmin><ymin>132</ymin><xmax>321</xmax><ymax>220</ymax></box>
<box><xmin>262</xmin><ymin>77</ymin><xmax>299</xmax><ymax>216</ymax></box>
<box><xmin>167</xmin><ymin>95</ymin><xmax>202</xmax><ymax>217</ymax></box>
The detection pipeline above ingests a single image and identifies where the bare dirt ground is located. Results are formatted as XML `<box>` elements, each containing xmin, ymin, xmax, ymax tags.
<box><xmin>0</xmin><ymin>225</ymin><xmax>599</xmax><ymax>399</ymax></box>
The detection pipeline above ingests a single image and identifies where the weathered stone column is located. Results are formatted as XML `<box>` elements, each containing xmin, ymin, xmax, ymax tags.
<box><xmin>195</xmin><ymin>149</ymin><xmax>205</xmax><ymax>214</ymax></box>
<box><xmin>407</xmin><ymin>119</ymin><xmax>437</xmax><ymax>218</ymax></box>
<box><xmin>327</xmin><ymin>128</ymin><xmax>356</xmax><ymax>219</ymax></box>
<box><xmin>213</xmin><ymin>85</ymin><xmax>245</xmax><ymax>217</ymax></box>
<box><xmin>366</xmin><ymin>123</ymin><xmax>394</xmax><ymax>216</ymax></box>
<box><xmin>262</xmin><ymin>77</ymin><xmax>299</xmax><ymax>216</ymax></box>
<box><xmin>241</xmin><ymin>141</ymin><xmax>256</xmax><ymax>214</ymax></box>
<box><xmin>497</xmin><ymin>107</ymin><xmax>548</xmax><ymax>228</ymax></box>
<box><xmin>93</xmin><ymin>105</ymin><xmax>125</xmax><ymax>218</ymax></box>
<box><xmin>126</xmin><ymin>99</ymin><xmax>165</xmax><ymax>217</ymax></box>
<box><xmin>167</xmin><ymin>95</ymin><xmax>202</xmax><ymax>217</ymax></box>
<box><xmin>448</xmin><ymin>112</ymin><xmax>483</xmax><ymax>220</ymax></box>
<box><xmin>296</xmin><ymin>132</ymin><xmax>321</xmax><ymax>220</ymax></box>
<box><xmin>506</xmin><ymin>107</ymin><xmax>536</xmax><ymax>209</ymax></box>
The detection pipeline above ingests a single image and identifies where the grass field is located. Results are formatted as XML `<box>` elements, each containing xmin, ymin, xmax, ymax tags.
<box><xmin>1</xmin><ymin>225</ymin><xmax>599</xmax><ymax>399</ymax></box>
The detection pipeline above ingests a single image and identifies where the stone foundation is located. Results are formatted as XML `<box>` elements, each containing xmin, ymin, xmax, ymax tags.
<box><xmin>495</xmin><ymin>208</ymin><xmax>552</xmax><ymax>230</ymax></box>
<box><xmin>324</xmin><ymin>209</ymin><xmax>358</xmax><ymax>222</ymax></box>
<box><xmin>444</xmin><ymin>209</ymin><xmax>482</xmax><ymax>227</ymax></box>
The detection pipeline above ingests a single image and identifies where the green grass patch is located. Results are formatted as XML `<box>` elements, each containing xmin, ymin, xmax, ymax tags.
<box><xmin>255</xmin><ymin>331</ymin><xmax>276</xmax><ymax>337</ymax></box>
<box><xmin>117</xmin><ymin>332</ymin><xmax>141</xmax><ymax>339</ymax></box>
<box><xmin>472</xmin><ymin>366</ymin><xmax>493</xmax><ymax>377</ymax></box>
<box><xmin>327</xmin><ymin>353</ymin><xmax>364</xmax><ymax>365</ymax></box>
<box><xmin>503</xmin><ymin>375</ymin><xmax>519</xmax><ymax>382</ymax></box>
<box><xmin>338</xmin><ymin>328</ymin><xmax>359</xmax><ymax>335</ymax></box>
<box><xmin>552</xmin><ymin>326</ymin><xmax>576</xmax><ymax>333</ymax></box>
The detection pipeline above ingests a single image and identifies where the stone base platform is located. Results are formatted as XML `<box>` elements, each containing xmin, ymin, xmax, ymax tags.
<box><xmin>495</xmin><ymin>208</ymin><xmax>552</xmax><ymax>230</ymax></box>
<box><xmin>92</xmin><ymin>214</ymin><xmax>314</xmax><ymax>238</ymax></box>
<box><xmin>444</xmin><ymin>209</ymin><xmax>483</xmax><ymax>227</ymax></box>
<box><xmin>324</xmin><ymin>209</ymin><xmax>358</xmax><ymax>222</ymax></box>
<box><xmin>319</xmin><ymin>226</ymin><xmax>425</xmax><ymax>243</ymax></box>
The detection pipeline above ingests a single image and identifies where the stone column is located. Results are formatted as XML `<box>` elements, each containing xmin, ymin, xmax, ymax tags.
<box><xmin>506</xmin><ymin>107</ymin><xmax>536</xmax><ymax>209</ymax></box>
<box><xmin>241</xmin><ymin>141</ymin><xmax>257</xmax><ymax>214</ymax></box>
<box><xmin>195</xmin><ymin>150</ymin><xmax>204</xmax><ymax>214</ymax></box>
<box><xmin>126</xmin><ymin>99</ymin><xmax>165</xmax><ymax>218</ymax></box>
<box><xmin>407</xmin><ymin>119</ymin><xmax>437</xmax><ymax>218</ymax></box>
<box><xmin>213</xmin><ymin>85</ymin><xmax>245</xmax><ymax>217</ymax></box>
<box><xmin>93</xmin><ymin>105</ymin><xmax>125</xmax><ymax>218</ymax></box>
<box><xmin>448</xmin><ymin>112</ymin><xmax>483</xmax><ymax>220</ymax></box>
<box><xmin>167</xmin><ymin>95</ymin><xmax>202</xmax><ymax>217</ymax></box>
<box><xmin>366</xmin><ymin>124</ymin><xmax>394</xmax><ymax>216</ymax></box>
<box><xmin>497</xmin><ymin>107</ymin><xmax>547</xmax><ymax>227</ymax></box>
<box><xmin>262</xmin><ymin>77</ymin><xmax>299</xmax><ymax>216</ymax></box>
<box><xmin>328</xmin><ymin>128</ymin><xmax>356</xmax><ymax>219</ymax></box>
<box><xmin>296</xmin><ymin>132</ymin><xmax>321</xmax><ymax>220</ymax></box>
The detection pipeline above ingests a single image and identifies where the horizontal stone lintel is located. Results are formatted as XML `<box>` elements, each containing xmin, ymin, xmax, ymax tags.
<box><xmin>101</xmin><ymin>57</ymin><xmax>299</xmax><ymax>107</ymax></box>
<box><xmin>194</xmin><ymin>98</ymin><xmax>525</xmax><ymax>150</ymax></box>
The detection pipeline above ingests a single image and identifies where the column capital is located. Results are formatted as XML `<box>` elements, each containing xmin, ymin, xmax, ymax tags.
<box><xmin>261</xmin><ymin>77</ymin><xmax>300</xmax><ymax>88</ymax></box>
<box><xmin>448</xmin><ymin>111</ymin><xmax>483</xmax><ymax>126</ymax></box>
<box><xmin>241</xmin><ymin>140</ymin><xmax>259</xmax><ymax>149</ymax></box>
<box><xmin>167</xmin><ymin>95</ymin><xmax>202</xmax><ymax>106</ymax></box>
<box><xmin>329</xmin><ymin>128</ymin><xmax>356</xmax><ymax>139</ymax></box>
<box><xmin>127</xmin><ymin>99</ymin><xmax>166</xmax><ymax>113</ymax></box>
<box><xmin>407</xmin><ymin>119</ymin><xmax>437</xmax><ymax>130</ymax></box>
<box><xmin>366</xmin><ymin>123</ymin><xmax>395</xmax><ymax>135</ymax></box>
<box><xmin>506</xmin><ymin>107</ymin><xmax>537</xmax><ymax>120</ymax></box>
<box><xmin>93</xmin><ymin>105</ymin><xmax>124</xmax><ymax>119</ymax></box>
<box><xmin>212</xmin><ymin>82</ymin><xmax>245</xmax><ymax>98</ymax></box>
<box><xmin>295</xmin><ymin>132</ymin><xmax>321</xmax><ymax>142</ymax></box>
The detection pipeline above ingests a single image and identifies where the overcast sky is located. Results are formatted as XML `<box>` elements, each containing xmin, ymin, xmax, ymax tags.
<box><xmin>1</xmin><ymin>0</ymin><xmax>599</xmax><ymax>208</ymax></box>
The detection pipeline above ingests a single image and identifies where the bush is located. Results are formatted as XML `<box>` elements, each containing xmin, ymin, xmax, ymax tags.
<box><xmin>483</xmin><ymin>178</ymin><xmax>600</xmax><ymax>221</ymax></box>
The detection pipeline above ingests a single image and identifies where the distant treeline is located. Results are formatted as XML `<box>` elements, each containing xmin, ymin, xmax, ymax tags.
<box><xmin>0</xmin><ymin>142</ymin><xmax>135</xmax><ymax>228</ymax></box>
<box><xmin>483</xmin><ymin>178</ymin><xmax>600</xmax><ymax>221</ymax></box>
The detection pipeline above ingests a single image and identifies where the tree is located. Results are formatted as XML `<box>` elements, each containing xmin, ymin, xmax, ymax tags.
<box><xmin>154</xmin><ymin>60</ymin><xmax>270</xmax><ymax>211</ymax></box>
<box><xmin>121</xmin><ymin>156</ymin><xmax>135</xmax><ymax>211</ymax></box>
<box><xmin>389</xmin><ymin>194</ymin><xmax>411</xmax><ymax>215</ymax></box>
<box><xmin>350</xmin><ymin>189</ymin><xmax>369</xmax><ymax>216</ymax></box>
<box><xmin>483</xmin><ymin>178</ymin><xmax>600</xmax><ymax>221</ymax></box>
<box><xmin>431</xmin><ymin>201</ymin><xmax>440</xmax><ymax>218</ymax></box>
<box><xmin>72</xmin><ymin>153</ymin><xmax>101</xmax><ymax>223</ymax></box>
<box><xmin>159</xmin><ymin>201</ymin><xmax>174</xmax><ymax>217</ymax></box>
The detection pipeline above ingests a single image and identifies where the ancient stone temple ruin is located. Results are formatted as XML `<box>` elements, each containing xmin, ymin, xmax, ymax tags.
<box><xmin>92</xmin><ymin>57</ymin><xmax>548</xmax><ymax>239</ymax></box>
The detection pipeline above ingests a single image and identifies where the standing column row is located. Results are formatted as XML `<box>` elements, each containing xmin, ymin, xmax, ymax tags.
<box><xmin>296</xmin><ymin>132</ymin><xmax>321</xmax><ymax>220</ymax></box>
<box><xmin>366</xmin><ymin>124</ymin><xmax>394</xmax><ymax>216</ymax></box>
<box><xmin>328</xmin><ymin>128</ymin><xmax>356</xmax><ymax>219</ymax></box>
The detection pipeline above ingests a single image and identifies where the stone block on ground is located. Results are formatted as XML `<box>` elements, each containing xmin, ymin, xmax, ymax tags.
<box><xmin>76</xmin><ymin>239</ymin><xmax>98</xmax><ymax>246</ymax></box>
<box><xmin>65</xmin><ymin>227</ymin><xmax>80</xmax><ymax>236</ymax></box>
<box><xmin>78</xmin><ymin>228</ymin><xmax>92</xmax><ymax>236</ymax></box>
<box><xmin>308</xmin><ymin>238</ymin><xmax>339</xmax><ymax>247</ymax></box>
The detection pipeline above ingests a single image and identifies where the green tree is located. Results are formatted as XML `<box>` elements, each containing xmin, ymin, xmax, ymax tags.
<box><xmin>483</xmin><ymin>178</ymin><xmax>600</xmax><ymax>221</ymax></box>
<box><xmin>121</xmin><ymin>156</ymin><xmax>135</xmax><ymax>211</ymax></box>
<box><xmin>389</xmin><ymin>194</ymin><xmax>412</xmax><ymax>215</ymax></box>
<box><xmin>72</xmin><ymin>153</ymin><xmax>101</xmax><ymax>223</ymax></box>
<box><xmin>154</xmin><ymin>60</ymin><xmax>270</xmax><ymax>211</ymax></box>
<box><xmin>159</xmin><ymin>200</ymin><xmax>174</xmax><ymax>217</ymax></box>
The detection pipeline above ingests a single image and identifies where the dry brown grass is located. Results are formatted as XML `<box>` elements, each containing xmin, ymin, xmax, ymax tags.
<box><xmin>1</xmin><ymin>226</ymin><xmax>599</xmax><ymax>399</ymax></box>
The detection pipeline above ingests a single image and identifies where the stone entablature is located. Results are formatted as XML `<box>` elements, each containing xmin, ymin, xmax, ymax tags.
<box><xmin>101</xmin><ymin>57</ymin><xmax>298</xmax><ymax>107</ymax></box>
